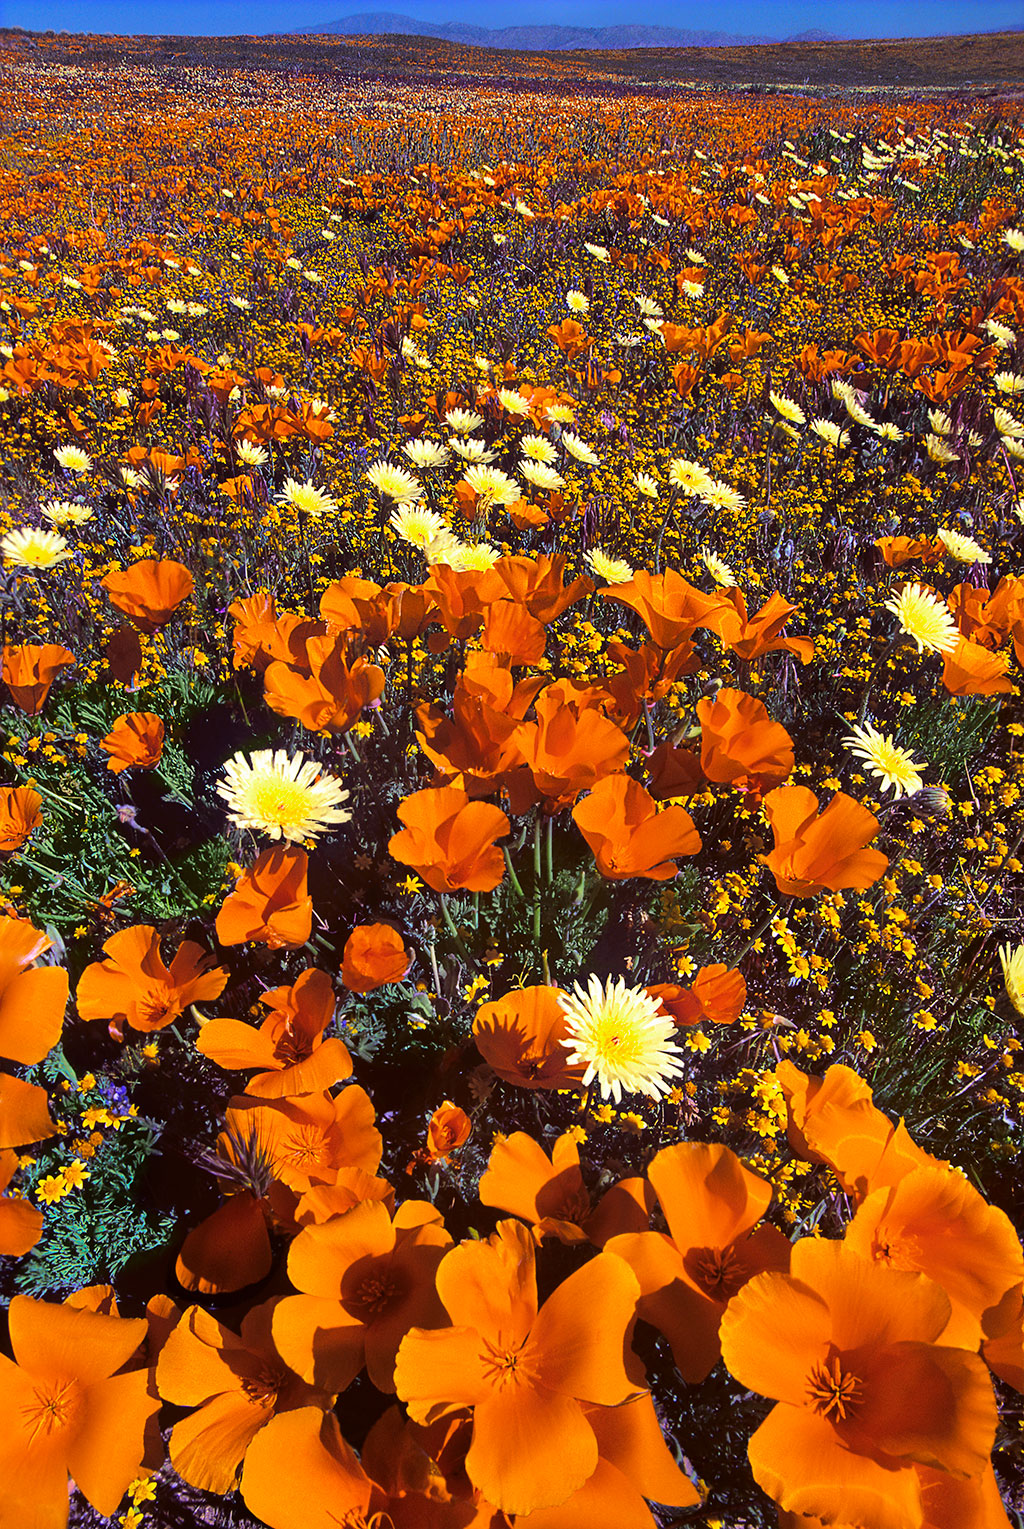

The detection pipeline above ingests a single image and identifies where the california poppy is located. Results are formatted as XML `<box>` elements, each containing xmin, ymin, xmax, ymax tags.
<box><xmin>776</xmin><ymin>1061</ymin><xmax>934</xmax><ymax>1204</ymax></box>
<box><xmin>389</xmin><ymin>785</ymin><xmax>509</xmax><ymax>893</ymax></box>
<box><xmin>648</xmin><ymin>963</ymin><xmax>747</xmax><ymax>1026</ymax></box>
<box><xmin>704</xmin><ymin>589</ymin><xmax>815</xmax><ymax>664</ymax></box>
<box><xmin>844</xmin><ymin>1162</ymin><xmax>1023</xmax><ymax>1350</ymax></box>
<box><xmin>941</xmin><ymin>637</ymin><xmax>1013</xmax><ymax>697</ymax></box>
<box><xmin>76</xmin><ymin>924</ymin><xmax>228</xmax><ymax>1034</ymax></box>
<box><xmin>607</xmin><ymin>1141</ymin><xmax>790</xmax><ymax>1383</ymax></box>
<box><xmin>0</xmin><ymin>1147</ymin><xmax>43</xmax><ymax>1256</ymax></box>
<box><xmin>602</xmin><ymin>569</ymin><xmax>726</xmax><ymax>650</ymax></box>
<box><xmin>264</xmin><ymin>633</ymin><xmax>385</xmax><ymax>734</ymax></box>
<box><xmin>175</xmin><ymin>1192</ymin><xmax>274</xmax><ymax>1297</ymax></box>
<box><xmin>156</xmin><ymin>1299</ymin><xmax>331</xmax><ymax>1493</ymax></box>
<box><xmin>720</xmin><ymin>1238</ymin><xmax>998</xmax><ymax>1529</ymax></box>
<box><xmin>0</xmin><ymin>785</ymin><xmax>43</xmax><ymax>852</ymax></box>
<box><xmin>425</xmin><ymin>1101</ymin><xmax>471</xmax><ymax>1162</ymax></box>
<box><xmin>99</xmin><ymin>712</ymin><xmax>165</xmax><ymax>774</ymax></box>
<box><xmin>196</xmin><ymin>967</ymin><xmax>353</xmax><ymax>1098</ymax></box>
<box><xmin>273</xmin><ymin>1199</ymin><xmax>453</xmax><ymax>1393</ymax></box>
<box><xmin>0</xmin><ymin>1294</ymin><xmax>160</xmax><ymax>1527</ymax></box>
<box><xmin>697</xmin><ymin>687</ymin><xmax>795</xmax><ymax>793</ymax></box>
<box><xmin>394</xmin><ymin>1217</ymin><xmax>643</xmax><ymax>1516</ymax></box>
<box><xmin>572</xmin><ymin>772</ymin><xmax>701</xmax><ymax>880</ymax></box>
<box><xmin>220</xmin><ymin>1086</ymin><xmax>384</xmax><ymax>1196</ymax></box>
<box><xmin>101</xmin><ymin>558</ymin><xmax>194</xmax><ymax>631</ymax></box>
<box><xmin>2</xmin><ymin>642</ymin><xmax>75</xmax><ymax>715</ymax></box>
<box><xmin>239</xmin><ymin>1408</ymin><xmax>376</xmax><ymax>1529</ymax></box>
<box><xmin>492</xmin><ymin>553</ymin><xmax>593</xmax><ymax>623</ymax></box>
<box><xmin>340</xmin><ymin>923</ymin><xmax>411</xmax><ymax>992</ymax></box>
<box><xmin>480</xmin><ymin>599</ymin><xmax>547</xmax><ymax>665</ymax></box>
<box><xmin>0</xmin><ymin>1072</ymin><xmax>58</xmax><ymax>1149</ymax></box>
<box><xmin>472</xmin><ymin>985</ymin><xmax>585</xmax><ymax>1091</ymax></box>
<box><xmin>0</xmin><ymin>914</ymin><xmax>68</xmax><ymax>1065</ymax></box>
<box><xmin>215</xmin><ymin>846</ymin><xmax>313</xmax><ymax>949</ymax></box>
<box><xmin>763</xmin><ymin>785</ymin><xmax>888</xmax><ymax>895</ymax></box>
<box><xmin>415</xmin><ymin>652</ymin><xmax>542</xmax><ymax>797</ymax></box>
<box><xmin>479</xmin><ymin>1129</ymin><xmax>653</xmax><ymax>1248</ymax></box>
<box><xmin>509</xmin><ymin>684</ymin><xmax>630</xmax><ymax>813</ymax></box>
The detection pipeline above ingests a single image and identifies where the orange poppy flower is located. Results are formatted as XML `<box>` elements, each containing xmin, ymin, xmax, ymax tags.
<box><xmin>0</xmin><ymin>785</ymin><xmax>42</xmax><ymax>852</ymax></box>
<box><xmin>99</xmin><ymin>712</ymin><xmax>165</xmax><ymax>774</ymax></box>
<box><xmin>607</xmin><ymin>1141</ymin><xmax>790</xmax><ymax>1383</ymax></box>
<box><xmin>393</xmin><ymin>1217</ymin><xmax>642</xmax><ymax>1516</ymax></box>
<box><xmin>0</xmin><ymin>915</ymin><xmax>68</xmax><ymax>1065</ymax></box>
<box><xmin>273</xmin><ymin>1199</ymin><xmax>453</xmax><ymax>1393</ymax></box>
<box><xmin>492</xmin><ymin>553</ymin><xmax>593</xmax><ymax>624</ymax></box>
<box><xmin>196</xmin><ymin>967</ymin><xmax>353</xmax><ymax>1098</ymax></box>
<box><xmin>0</xmin><ymin>1147</ymin><xmax>43</xmax><ymax>1256</ymax></box>
<box><xmin>389</xmin><ymin>785</ymin><xmax>509</xmax><ymax>893</ymax></box>
<box><xmin>76</xmin><ymin>924</ymin><xmax>228</xmax><ymax>1034</ymax></box>
<box><xmin>215</xmin><ymin>846</ymin><xmax>313</xmax><ymax>949</ymax></box>
<box><xmin>0</xmin><ymin>1072</ymin><xmax>58</xmax><ymax>1149</ymax></box>
<box><xmin>422</xmin><ymin>564</ymin><xmax>506</xmax><ymax>641</ymax></box>
<box><xmin>875</xmin><ymin>535</ymin><xmax>944</xmax><ymax>568</ymax></box>
<box><xmin>941</xmin><ymin>636</ymin><xmax>1013</xmax><ymax>697</ymax></box>
<box><xmin>238</xmin><ymin>1408</ymin><xmax>375</xmax><ymax>1529</ymax></box>
<box><xmin>844</xmin><ymin>1162</ymin><xmax>1024</xmax><ymax>1350</ymax></box>
<box><xmin>572</xmin><ymin>772</ymin><xmax>701</xmax><ymax>880</ymax></box>
<box><xmin>359</xmin><ymin>1404</ymin><xmax>500</xmax><ymax>1527</ymax></box>
<box><xmin>479</xmin><ymin>1129</ymin><xmax>653</xmax><ymax>1249</ymax></box>
<box><xmin>509</xmin><ymin>684</ymin><xmax>630</xmax><ymax>813</ymax></box>
<box><xmin>101</xmin><ymin>557</ymin><xmax>194</xmax><ymax>632</ymax></box>
<box><xmin>156</xmin><ymin>1300</ymin><xmax>331</xmax><ymax>1494</ymax></box>
<box><xmin>2</xmin><ymin>642</ymin><xmax>75</xmax><ymax>715</ymax></box>
<box><xmin>472</xmin><ymin>985</ymin><xmax>585</xmax><ymax>1091</ymax></box>
<box><xmin>776</xmin><ymin>1061</ymin><xmax>934</xmax><ymax>1204</ymax></box>
<box><xmin>480</xmin><ymin>599</ymin><xmax>547</xmax><ymax>666</ymax></box>
<box><xmin>264</xmin><ymin>633</ymin><xmax>385</xmax><ymax>734</ymax></box>
<box><xmin>697</xmin><ymin>687</ymin><xmax>795</xmax><ymax>793</ymax></box>
<box><xmin>296</xmin><ymin>1168</ymin><xmax>396</xmax><ymax>1228</ymax></box>
<box><xmin>174</xmin><ymin>1192</ymin><xmax>274</xmax><ymax>1297</ymax></box>
<box><xmin>601</xmin><ymin>569</ymin><xmax>726</xmax><ymax>650</ymax></box>
<box><xmin>340</xmin><ymin>922</ymin><xmax>411</xmax><ymax>992</ymax></box>
<box><xmin>514</xmin><ymin>1391</ymin><xmax>701</xmax><ymax>1529</ymax></box>
<box><xmin>415</xmin><ymin>652</ymin><xmax>542</xmax><ymax>797</ymax></box>
<box><xmin>982</xmin><ymin>1282</ymin><xmax>1024</xmax><ymax>1393</ymax></box>
<box><xmin>425</xmin><ymin>1101</ymin><xmax>471</xmax><ymax>1161</ymax></box>
<box><xmin>720</xmin><ymin>1239</ymin><xmax>998</xmax><ymax>1529</ymax></box>
<box><xmin>648</xmin><ymin>963</ymin><xmax>747</xmax><ymax>1026</ymax></box>
<box><xmin>704</xmin><ymin>589</ymin><xmax>815</xmax><ymax>664</ymax></box>
<box><xmin>763</xmin><ymin>785</ymin><xmax>888</xmax><ymax>896</ymax></box>
<box><xmin>0</xmin><ymin>1294</ymin><xmax>160</xmax><ymax>1527</ymax></box>
<box><xmin>778</xmin><ymin>1462</ymin><xmax>1013</xmax><ymax>1529</ymax></box>
<box><xmin>643</xmin><ymin>739</ymin><xmax>706</xmax><ymax>800</ymax></box>
<box><xmin>220</xmin><ymin>1086</ymin><xmax>384</xmax><ymax>1195</ymax></box>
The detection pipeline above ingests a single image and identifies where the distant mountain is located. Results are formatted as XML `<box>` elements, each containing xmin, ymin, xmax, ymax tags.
<box><xmin>286</xmin><ymin>13</ymin><xmax>799</xmax><ymax>47</ymax></box>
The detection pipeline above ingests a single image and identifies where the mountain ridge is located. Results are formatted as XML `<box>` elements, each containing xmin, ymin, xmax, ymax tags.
<box><xmin>287</xmin><ymin>12</ymin><xmax>820</xmax><ymax>48</ymax></box>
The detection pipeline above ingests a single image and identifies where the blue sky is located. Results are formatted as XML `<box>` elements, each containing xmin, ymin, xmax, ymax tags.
<box><xmin>2</xmin><ymin>0</ymin><xmax>1020</xmax><ymax>36</ymax></box>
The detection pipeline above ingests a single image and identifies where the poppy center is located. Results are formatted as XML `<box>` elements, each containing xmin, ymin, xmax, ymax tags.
<box><xmin>686</xmin><ymin>1244</ymin><xmax>744</xmax><ymax>1299</ymax></box>
<box><xmin>870</xmin><ymin>1232</ymin><xmax>925</xmax><ymax>1272</ymax></box>
<box><xmin>136</xmin><ymin>990</ymin><xmax>178</xmax><ymax>1029</ymax></box>
<box><xmin>279</xmin><ymin>1124</ymin><xmax>329</xmax><ymax>1171</ymax></box>
<box><xmin>346</xmin><ymin>1272</ymin><xmax>399</xmax><ymax>1320</ymax></box>
<box><xmin>23</xmin><ymin>1378</ymin><xmax>81</xmax><ymax>1438</ymax></box>
<box><xmin>806</xmin><ymin>1354</ymin><xmax>864</xmax><ymax>1422</ymax></box>
<box><xmin>242</xmin><ymin>1363</ymin><xmax>288</xmax><ymax>1408</ymax></box>
<box><xmin>480</xmin><ymin>1337</ymin><xmax>532</xmax><ymax>1390</ymax></box>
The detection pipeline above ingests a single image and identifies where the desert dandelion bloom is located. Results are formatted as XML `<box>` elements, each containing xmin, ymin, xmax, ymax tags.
<box><xmin>586</xmin><ymin>548</ymin><xmax>634</xmax><ymax>585</ymax></box>
<box><xmin>235</xmin><ymin>439</ymin><xmax>269</xmax><ymax>467</ymax></box>
<box><xmin>41</xmin><ymin>500</ymin><xmax>93</xmax><ymax>527</ymax></box>
<box><xmin>402</xmin><ymin>439</ymin><xmax>450</xmax><ymax>469</ymax></box>
<box><xmin>277</xmin><ymin>479</ymin><xmax>338</xmax><ymax>518</ymax></box>
<box><xmin>445</xmin><ymin>540</ymin><xmax>501</xmax><ymax>571</ymax></box>
<box><xmin>769</xmin><ymin>392</ymin><xmax>806</xmax><ymax>426</ymax></box>
<box><xmin>390</xmin><ymin>503</ymin><xmax>450</xmax><ymax>552</ymax></box>
<box><xmin>634</xmin><ymin>472</ymin><xmax>659</xmax><ymax>499</ymax></box>
<box><xmin>2</xmin><ymin>528</ymin><xmax>74</xmax><ymax>570</ymax></box>
<box><xmin>365</xmin><ymin>460</ymin><xmax>422</xmax><ymax>505</ymax></box>
<box><xmin>668</xmin><ymin>458</ymin><xmax>714</xmax><ymax>497</ymax></box>
<box><xmin>559</xmin><ymin>975</ymin><xmax>684</xmax><ymax>1104</ymax></box>
<box><xmin>520</xmin><ymin>460</ymin><xmax>565</xmax><ymax>492</ymax></box>
<box><xmin>520</xmin><ymin>434</ymin><xmax>558</xmax><ymax>465</ymax></box>
<box><xmin>884</xmin><ymin>584</ymin><xmax>959</xmax><ymax>655</ymax></box>
<box><xmin>561</xmin><ymin>431</ymin><xmax>600</xmax><ymax>466</ymax></box>
<box><xmin>218</xmin><ymin>750</ymin><xmax>350</xmax><ymax>843</ymax></box>
<box><xmin>463</xmin><ymin>464</ymin><xmax>520</xmax><ymax>508</ymax></box>
<box><xmin>53</xmin><ymin>445</ymin><xmax>92</xmax><ymax>473</ymax></box>
<box><xmin>843</xmin><ymin>722</ymin><xmax>925</xmax><ymax>798</ymax></box>
<box><xmin>444</xmin><ymin>408</ymin><xmax>484</xmax><ymax>436</ymax></box>
<box><xmin>811</xmin><ymin>419</ymin><xmax>850</xmax><ymax>449</ymax></box>
<box><xmin>701</xmin><ymin>549</ymin><xmax>737</xmax><ymax>587</ymax></box>
<box><xmin>937</xmin><ymin>528</ymin><xmax>991</xmax><ymax>565</ymax></box>
<box><xmin>999</xmin><ymin>945</ymin><xmax>1024</xmax><ymax>1018</ymax></box>
<box><xmin>565</xmin><ymin>290</ymin><xmax>590</xmax><ymax>313</ymax></box>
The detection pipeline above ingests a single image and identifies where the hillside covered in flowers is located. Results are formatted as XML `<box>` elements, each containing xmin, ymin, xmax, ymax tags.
<box><xmin>0</xmin><ymin>36</ymin><xmax>1023</xmax><ymax>1529</ymax></box>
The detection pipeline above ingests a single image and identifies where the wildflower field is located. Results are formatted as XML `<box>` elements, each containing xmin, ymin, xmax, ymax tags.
<box><xmin>1</xmin><ymin>32</ymin><xmax>1024</xmax><ymax>1529</ymax></box>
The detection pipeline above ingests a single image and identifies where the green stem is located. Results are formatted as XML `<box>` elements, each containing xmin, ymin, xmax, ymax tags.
<box><xmin>439</xmin><ymin>895</ymin><xmax>471</xmax><ymax>960</ymax></box>
<box><xmin>502</xmin><ymin>848</ymin><xmax>527</xmax><ymax>901</ymax></box>
<box><xmin>545</xmin><ymin>815</ymin><xmax>554</xmax><ymax>884</ymax></box>
<box><xmin>345</xmin><ymin>731</ymin><xmax>362</xmax><ymax>763</ymax></box>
